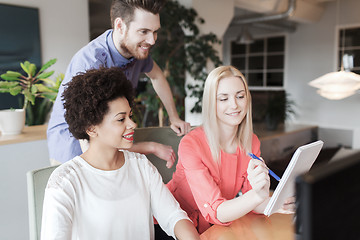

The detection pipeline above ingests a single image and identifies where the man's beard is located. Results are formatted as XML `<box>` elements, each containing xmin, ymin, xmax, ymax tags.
<box><xmin>120</xmin><ymin>35</ymin><xmax>150</xmax><ymax>60</ymax></box>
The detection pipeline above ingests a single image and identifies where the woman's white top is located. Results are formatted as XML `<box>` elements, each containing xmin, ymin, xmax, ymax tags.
<box><xmin>41</xmin><ymin>150</ymin><xmax>189</xmax><ymax>240</ymax></box>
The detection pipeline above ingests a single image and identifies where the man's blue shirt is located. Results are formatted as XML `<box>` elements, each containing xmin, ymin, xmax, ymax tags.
<box><xmin>47</xmin><ymin>29</ymin><xmax>153</xmax><ymax>163</ymax></box>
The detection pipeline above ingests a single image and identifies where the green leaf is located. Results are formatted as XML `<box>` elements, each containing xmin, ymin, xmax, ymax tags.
<box><xmin>1</xmin><ymin>71</ymin><xmax>22</xmax><ymax>81</ymax></box>
<box><xmin>37</xmin><ymin>70</ymin><xmax>54</xmax><ymax>79</ymax></box>
<box><xmin>35</xmin><ymin>84</ymin><xmax>53</xmax><ymax>92</ymax></box>
<box><xmin>40</xmin><ymin>92</ymin><xmax>58</xmax><ymax>102</ymax></box>
<box><xmin>31</xmin><ymin>85</ymin><xmax>38</xmax><ymax>94</ymax></box>
<box><xmin>29</xmin><ymin>63</ymin><xmax>37</xmax><ymax>77</ymax></box>
<box><xmin>24</xmin><ymin>89</ymin><xmax>36</xmax><ymax>105</ymax></box>
<box><xmin>3</xmin><ymin>71</ymin><xmax>22</xmax><ymax>77</ymax></box>
<box><xmin>39</xmin><ymin>58</ymin><xmax>57</xmax><ymax>73</ymax></box>
<box><xmin>9</xmin><ymin>86</ymin><xmax>22</xmax><ymax>96</ymax></box>
<box><xmin>0</xmin><ymin>81</ymin><xmax>19</xmax><ymax>88</ymax></box>
<box><xmin>20</xmin><ymin>61</ymin><xmax>30</xmax><ymax>74</ymax></box>
<box><xmin>41</xmin><ymin>78</ymin><xmax>56</xmax><ymax>87</ymax></box>
<box><xmin>0</xmin><ymin>89</ymin><xmax>9</xmax><ymax>93</ymax></box>
<box><xmin>55</xmin><ymin>73</ymin><xmax>64</xmax><ymax>88</ymax></box>
<box><xmin>1</xmin><ymin>75</ymin><xmax>19</xmax><ymax>81</ymax></box>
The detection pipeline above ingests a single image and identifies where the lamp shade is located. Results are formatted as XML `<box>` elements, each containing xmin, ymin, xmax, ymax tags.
<box><xmin>236</xmin><ymin>26</ymin><xmax>254</xmax><ymax>45</ymax></box>
<box><xmin>309</xmin><ymin>71</ymin><xmax>360</xmax><ymax>100</ymax></box>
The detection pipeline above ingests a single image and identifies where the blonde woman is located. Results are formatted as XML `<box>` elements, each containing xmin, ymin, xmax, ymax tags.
<box><xmin>167</xmin><ymin>66</ymin><xmax>270</xmax><ymax>233</ymax></box>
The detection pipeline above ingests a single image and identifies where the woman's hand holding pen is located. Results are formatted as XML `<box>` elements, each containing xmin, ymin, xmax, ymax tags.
<box><xmin>247</xmin><ymin>159</ymin><xmax>270</xmax><ymax>201</ymax></box>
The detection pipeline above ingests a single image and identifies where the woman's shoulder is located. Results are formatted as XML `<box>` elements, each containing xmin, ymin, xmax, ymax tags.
<box><xmin>122</xmin><ymin>149</ymin><xmax>144</xmax><ymax>159</ymax></box>
<box><xmin>252</xmin><ymin>133</ymin><xmax>260</xmax><ymax>145</ymax></box>
<box><xmin>46</xmin><ymin>157</ymin><xmax>84</xmax><ymax>190</ymax></box>
<box><xmin>122</xmin><ymin>150</ymin><xmax>161</xmax><ymax>181</ymax></box>
<box><xmin>179</xmin><ymin>127</ymin><xmax>210</xmax><ymax>152</ymax></box>
<box><xmin>122</xmin><ymin>150</ymin><xmax>155</xmax><ymax>171</ymax></box>
<box><xmin>181</xmin><ymin>126</ymin><xmax>206</xmax><ymax>143</ymax></box>
<box><xmin>179</xmin><ymin>127</ymin><xmax>213</xmax><ymax>161</ymax></box>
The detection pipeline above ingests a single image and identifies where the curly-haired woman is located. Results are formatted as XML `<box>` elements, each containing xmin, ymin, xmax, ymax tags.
<box><xmin>41</xmin><ymin>67</ymin><xmax>199</xmax><ymax>240</ymax></box>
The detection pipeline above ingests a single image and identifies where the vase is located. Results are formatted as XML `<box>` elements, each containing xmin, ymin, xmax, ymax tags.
<box><xmin>0</xmin><ymin>109</ymin><xmax>26</xmax><ymax>135</ymax></box>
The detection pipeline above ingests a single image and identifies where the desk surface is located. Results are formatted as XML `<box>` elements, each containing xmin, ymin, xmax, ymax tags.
<box><xmin>0</xmin><ymin>124</ymin><xmax>47</xmax><ymax>146</ymax></box>
<box><xmin>200</xmin><ymin>213</ymin><xmax>295</xmax><ymax>240</ymax></box>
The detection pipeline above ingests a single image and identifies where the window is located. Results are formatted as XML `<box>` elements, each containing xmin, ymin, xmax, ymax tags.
<box><xmin>338</xmin><ymin>26</ymin><xmax>360</xmax><ymax>74</ymax></box>
<box><xmin>231</xmin><ymin>36</ymin><xmax>285</xmax><ymax>88</ymax></box>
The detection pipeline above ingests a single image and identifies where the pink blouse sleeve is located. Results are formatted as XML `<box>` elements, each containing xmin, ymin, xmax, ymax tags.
<box><xmin>178</xmin><ymin>134</ymin><xmax>231</xmax><ymax>226</ymax></box>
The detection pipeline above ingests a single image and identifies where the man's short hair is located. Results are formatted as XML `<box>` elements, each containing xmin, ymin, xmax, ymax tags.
<box><xmin>110</xmin><ymin>0</ymin><xmax>167</xmax><ymax>27</ymax></box>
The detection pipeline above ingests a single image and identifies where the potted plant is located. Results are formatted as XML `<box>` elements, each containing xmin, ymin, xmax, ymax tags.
<box><xmin>0</xmin><ymin>59</ymin><xmax>60</xmax><ymax>135</ymax></box>
<box><xmin>135</xmin><ymin>0</ymin><xmax>221</xmax><ymax>127</ymax></box>
<box><xmin>265</xmin><ymin>91</ymin><xmax>296</xmax><ymax>131</ymax></box>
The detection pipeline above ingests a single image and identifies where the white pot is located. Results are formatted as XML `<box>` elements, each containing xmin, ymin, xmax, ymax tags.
<box><xmin>0</xmin><ymin>109</ymin><xmax>26</xmax><ymax>135</ymax></box>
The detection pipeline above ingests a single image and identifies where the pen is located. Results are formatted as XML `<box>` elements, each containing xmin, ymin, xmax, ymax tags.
<box><xmin>247</xmin><ymin>153</ymin><xmax>281</xmax><ymax>181</ymax></box>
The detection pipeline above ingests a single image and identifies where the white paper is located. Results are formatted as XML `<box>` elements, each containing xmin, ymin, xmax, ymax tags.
<box><xmin>264</xmin><ymin>140</ymin><xmax>324</xmax><ymax>216</ymax></box>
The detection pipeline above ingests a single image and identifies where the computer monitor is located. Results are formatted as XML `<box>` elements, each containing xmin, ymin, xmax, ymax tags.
<box><xmin>295</xmin><ymin>153</ymin><xmax>360</xmax><ymax>240</ymax></box>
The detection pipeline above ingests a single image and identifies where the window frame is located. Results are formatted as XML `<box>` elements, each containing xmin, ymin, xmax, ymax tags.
<box><xmin>336</xmin><ymin>24</ymin><xmax>360</xmax><ymax>74</ymax></box>
<box><xmin>229</xmin><ymin>33</ymin><xmax>287</xmax><ymax>91</ymax></box>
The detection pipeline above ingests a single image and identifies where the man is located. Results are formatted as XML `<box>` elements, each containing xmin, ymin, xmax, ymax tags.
<box><xmin>47</xmin><ymin>0</ymin><xmax>191</xmax><ymax>164</ymax></box>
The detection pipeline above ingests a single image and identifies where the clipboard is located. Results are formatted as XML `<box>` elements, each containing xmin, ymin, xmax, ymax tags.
<box><xmin>264</xmin><ymin>140</ymin><xmax>324</xmax><ymax>216</ymax></box>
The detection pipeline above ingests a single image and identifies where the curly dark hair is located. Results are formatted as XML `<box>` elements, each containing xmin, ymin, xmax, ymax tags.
<box><xmin>110</xmin><ymin>0</ymin><xmax>167</xmax><ymax>28</ymax></box>
<box><xmin>62</xmin><ymin>67</ymin><xmax>134</xmax><ymax>140</ymax></box>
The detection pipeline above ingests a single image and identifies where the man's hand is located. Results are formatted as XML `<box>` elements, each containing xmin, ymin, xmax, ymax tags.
<box><xmin>128</xmin><ymin>141</ymin><xmax>176</xmax><ymax>168</ymax></box>
<box><xmin>170</xmin><ymin>118</ymin><xmax>191</xmax><ymax>136</ymax></box>
<box><xmin>151</xmin><ymin>142</ymin><xmax>176</xmax><ymax>168</ymax></box>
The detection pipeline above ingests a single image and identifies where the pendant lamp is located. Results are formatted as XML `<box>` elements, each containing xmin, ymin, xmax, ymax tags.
<box><xmin>308</xmin><ymin>0</ymin><xmax>360</xmax><ymax>100</ymax></box>
<box><xmin>309</xmin><ymin>71</ymin><xmax>360</xmax><ymax>100</ymax></box>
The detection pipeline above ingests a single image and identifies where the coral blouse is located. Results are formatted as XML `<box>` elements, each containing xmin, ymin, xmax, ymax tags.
<box><xmin>167</xmin><ymin>127</ymin><xmax>261</xmax><ymax>233</ymax></box>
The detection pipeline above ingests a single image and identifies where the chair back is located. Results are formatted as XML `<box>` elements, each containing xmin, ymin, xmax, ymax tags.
<box><xmin>134</xmin><ymin>126</ymin><xmax>183</xmax><ymax>183</ymax></box>
<box><xmin>27</xmin><ymin>165</ymin><xmax>59</xmax><ymax>240</ymax></box>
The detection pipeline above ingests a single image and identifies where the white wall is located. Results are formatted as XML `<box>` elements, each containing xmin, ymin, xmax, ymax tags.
<box><xmin>180</xmin><ymin>0</ymin><xmax>235</xmax><ymax>126</ymax></box>
<box><xmin>0</xmin><ymin>1</ymin><xmax>89</xmax><ymax>239</ymax></box>
<box><xmin>0</xmin><ymin>0</ymin><xmax>90</xmax><ymax>75</ymax></box>
<box><xmin>287</xmin><ymin>0</ymin><xmax>360</xmax><ymax>148</ymax></box>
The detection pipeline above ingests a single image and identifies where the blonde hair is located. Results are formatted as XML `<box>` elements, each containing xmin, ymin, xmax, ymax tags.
<box><xmin>202</xmin><ymin>66</ymin><xmax>253</xmax><ymax>164</ymax></box>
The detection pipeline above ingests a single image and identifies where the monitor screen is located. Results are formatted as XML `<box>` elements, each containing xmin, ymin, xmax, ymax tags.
<box><xmin>295</xmin><ymin>153</ymin><xmax>360</xmax><ymax>240</ymax></box>
<box><xmin>0</xmin><ymin>3</ymin><xmax>41</xmax><ymax>109</ymax></box>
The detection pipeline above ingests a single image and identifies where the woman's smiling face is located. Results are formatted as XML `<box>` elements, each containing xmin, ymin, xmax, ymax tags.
<box><xmin>93</xmin><ymin>97</ymin><xmax>136</xmax><ymax>149</ymax></box>
<box><xmin>216</xmin><ymin>76</ymin><xmax>248</xmax><ymax>129</ymax></box>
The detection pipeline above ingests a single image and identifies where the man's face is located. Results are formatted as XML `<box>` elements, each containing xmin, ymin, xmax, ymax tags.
<box><xmin>119</xmin><ymin>8</ymin><xmax>160</xmax><ymax>59</ymax></box>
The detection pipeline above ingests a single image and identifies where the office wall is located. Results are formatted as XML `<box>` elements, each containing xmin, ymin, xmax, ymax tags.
<box><xmin>0</xmin><ymin>1</ymin><xmax>89</xmax><ymax>239</ymax></box>
<box><xmin>0</xmin><ymin>0</ymin><xmax>90</xmax><ymax>75</ymax></box>
<box><xmin>287</xmin><ymin>0</ymin><xmax>360</xmax><ymax>148</ymax></box>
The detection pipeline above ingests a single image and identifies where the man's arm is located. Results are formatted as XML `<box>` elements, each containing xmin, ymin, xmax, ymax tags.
<box><xmin>128</xmin><ymin>142</ymin><xmax>176</xmax><ymax>168</ymax></box>
<box><xmin>145</xmin><ymin>61</ymin><xmax>191</xmax><ymax>136</ymax></box>
<box><xmin>80</xmin><ymin>139</ymin><xmax>176</xmax><ymax>169</ymax></box>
